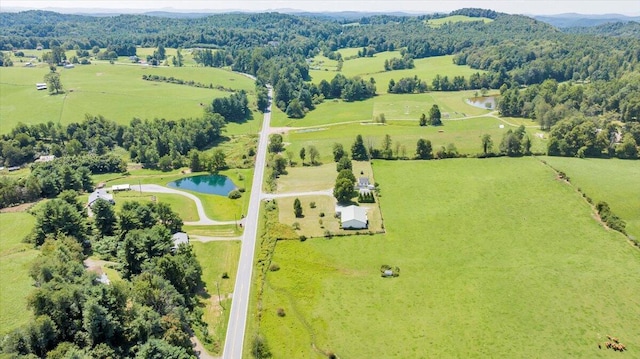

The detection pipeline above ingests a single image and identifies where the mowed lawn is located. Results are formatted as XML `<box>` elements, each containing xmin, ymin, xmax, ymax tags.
<box><xmin>259</xmin><ymin>158</ymin><xmax>640</xmax><ymax>358</ymax></box>
<box><xmin>542</xmin><ymin>157</ymin><xmax>640</xmax><ymax>241</ymax></box>
<box><xmin>0</xmin><ymin>212</ymin><xmax>37</xmax><ymax>335</ymax></box>
<box><xmin>0</xmin><ymin>63</ymin><xmax>256</xmax><ymax>133</ymax></box>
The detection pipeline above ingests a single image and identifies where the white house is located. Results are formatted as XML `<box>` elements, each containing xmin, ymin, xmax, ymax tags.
<box><xmin>340</xmin><ymin>205</ymin><xmax>368</xmax><ymax>229</ymax></box>
<box><xmin>87</xmin><ymin>189</ymin><xmax>114</xmax><ymax>207</ymax></box>
<box><xmin>172</xmin><ymin>232</ymin><xmax>189</xmax><ymax>250</ymax></box>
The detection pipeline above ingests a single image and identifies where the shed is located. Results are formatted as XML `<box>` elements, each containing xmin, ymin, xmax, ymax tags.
<box><xmin>35</xmin><ymin>155</ymin><xmax>55</xmax><ymax>163</ymax></box>
<box><xmin>340</xmin><ymin>205</ymin><xmax>368</xmax><ymax>229</ymax></box>
<box><xmin>36</xmin><ymin>83</ymin><xmax>47</xmax><ymax>90</ymax></box>
<box><xmin>88</xmin><ymin>189</ymin><xmax>114</xmax><ymax>207</ymax></box>
<box><xmin>112</xmin><ymin>184</ymin><xmax>131</xmax><ymax>192</ymax></box>
<box><xmin>172</xmin><ymin>232</ymin><xmax>189</xmax><ymax>250</ymax></box>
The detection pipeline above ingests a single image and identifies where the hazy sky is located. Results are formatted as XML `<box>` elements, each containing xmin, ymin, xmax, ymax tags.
<box><xmin>1</xmin><ymin>0</ymin><xmax>639</xmax><ymax>15</ymax></box>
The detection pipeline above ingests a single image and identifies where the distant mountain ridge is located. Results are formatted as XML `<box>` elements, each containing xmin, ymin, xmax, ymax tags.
<box><xmin>534</xmin><ymin>13</ymin><xmax>640</xmax><ymax>27</ymax></box>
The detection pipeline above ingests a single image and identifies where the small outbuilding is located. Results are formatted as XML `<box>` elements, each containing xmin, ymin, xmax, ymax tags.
<box><xmin>172</xmin><ymin>232</ymin><xmax>189</xmax><ymax>250</ymax></box>
<box><xmin>340</xmin><ymin>205</ymin><xmax>368</xmax><ymax>230</ymax></box>
<box><xmin>36</xmin><ymin>83</ymin><xmax>47</xmax><ymax>90</ymax></box>
<box><xmin>112</xmin><ymin>184</ymin><xmax>131</xmax><ymax>192</ymax></box>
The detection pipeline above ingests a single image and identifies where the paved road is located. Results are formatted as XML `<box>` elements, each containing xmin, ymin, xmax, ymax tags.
<box><xmin>261</xmin><ymin>188</ymin><xmax>333</xmax><ymax>200</ymax></box>
<box><xmin>131</xmin><ymin>184</ymin><xmax>237</xmax><ymax>226</ymax></box>
<box><xmin>222</xmin><ymin>85</ymin><xmax>273</xmax><ymax>359</ymax></box>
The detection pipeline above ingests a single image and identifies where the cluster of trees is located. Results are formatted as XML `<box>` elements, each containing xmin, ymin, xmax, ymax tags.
<box><xmin>0</xmin><ymin>154</ymin><xmax>126</xmax><ymax>208</ymax></box>
<box><xmin>193</xmin><ymin>48</ymin><xmax>233</xmax><ymax>67</ymax></box>
<box><xmin>211</xmin><ymin>91</ymin><xmax>251</xmax><ymax>123</ymax></box>
<box><xmin>0</xmin><ymin>51</ymin><xmax>13</xmax><ymax>66</ymax></box>
<box><xmin>419</xmin><ymin>105</ymin><xmax>443</xmax><ymax>126</ymax></box>
<box><xmin>1</xmin><ymin>191</ymin><xmax>204</xmax><ymax>358</ymax></box>
<box><xmin>383</xmin><ymin>55</ymin><xmax>414</xmax><ymax>71</ymax></box>
<box><xmin>388</xmin><ymin>76</ymin><xmax>427</xmax><ymax>94</ymax></box>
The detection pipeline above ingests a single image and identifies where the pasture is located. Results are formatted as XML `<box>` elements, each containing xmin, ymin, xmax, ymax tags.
<box><xmin>0</xmin><ymin>212</ymin><xmax>37</xmax><ymax>335</ymax></box>
<box><xmin>258</xmin><ymin>158</ymin><xmax>640</xmax><ymax>358</ymax></box>
<box><xmin>309</xmin><ymin>54</ymin><xmax>485</xmax><ymax>87</ymax></box>
<box><xmin>426</xmin><ymin>15</ymin><xmax>494</xmax><ymax>27</ymax></box>
<box><xmin>542</xmin><ymin>157</ymin><xmax>640</xmax><ymax>241</ymax></box>
<box><xmin>0</xmin><ymin>60</ymin><xmax>257</xmax><ymax>134</ymax></box>
<box><xmin>279</xmin><ymin>115</ymin><xmax>546</xmax><ymax>164</ymax></box>
<box><xmin>270</xmin><ymin>90</ymin><xmax>496</xmax><ymax>128</ymax></box>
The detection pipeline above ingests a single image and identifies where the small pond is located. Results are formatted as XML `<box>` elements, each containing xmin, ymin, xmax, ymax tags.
<box><xmin>466</xmin><ymin>96</ymin><xmax>498</xmax><ymax>110</ymax></box>
<box><xmin>168</xmin><ymin>175</ymin><xmax>237</xmax><ymax>196</ymax></box>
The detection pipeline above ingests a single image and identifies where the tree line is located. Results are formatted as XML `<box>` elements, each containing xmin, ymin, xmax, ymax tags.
<box><xmin>1</xmin><ymin>191</ymin><xmax>206</xmax><ymax>358</ymax></box>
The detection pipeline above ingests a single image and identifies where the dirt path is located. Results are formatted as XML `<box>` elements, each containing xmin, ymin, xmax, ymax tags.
<box><xmin>190</xmin><ymin>235</ymin><xmax>242</xmax><ymax>242</ymax></box>
<box><xmin>261</xmin><ymin>188</ymin><xmax>333</xmax><ymax>200</ymax></box>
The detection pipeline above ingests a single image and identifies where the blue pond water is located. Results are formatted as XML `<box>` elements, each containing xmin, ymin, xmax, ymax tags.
<box><xmin>168</xmin><ymin>175</ymin><xmax>236</xmax><ymax>196</ymax></box>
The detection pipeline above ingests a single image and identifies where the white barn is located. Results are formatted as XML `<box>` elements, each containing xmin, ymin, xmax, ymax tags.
<box><xmin>340</xmin><ymin>205</ymin><xmax>368</xmax><ymax>229</ymax></box>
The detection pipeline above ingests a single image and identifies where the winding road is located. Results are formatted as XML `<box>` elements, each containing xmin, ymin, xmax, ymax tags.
<box><xmin>130</xmin><ymin>184</ymin><xmax>238</xmax><ymax>226</ymax></box>
<box><xmin>222</xmin><ymin>85</ymin><xmax>273</xmax><ymax>359</ymax></box>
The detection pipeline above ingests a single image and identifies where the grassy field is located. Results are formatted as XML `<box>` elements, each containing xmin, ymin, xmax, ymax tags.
<box><xmin>192</xmin><ymin>240</ymin><xmax>241</xmax><ymax>355</ymax></box>
<box><xmin>280</xmin><ymin>117</ymin><xmax>546</xmax><ymax>164</ymax></box>
<box><xmin>270</xmin><ymin>90</ymin><xmax>496</xmax><ymax>128</ymax></box>
<box><xmin>427</xmin><ymin>15</ymin><xmax>494</xmax><ymax>27</ymax></box>
<box><xmin>541</xmin><ymin>157</ymin><xmax>640</xmax><ymax>241</ymax></box>
<box><xmin>257</xmin><ymin>158</ymin><xmax>640</xmax><ymax>358</ymax></box>
<box><xmin>309</xmin><ymin>54</ymin><xmax>485</xmax><ymax>87</ymax></box>
<box><xmin>0</xmin><ymin>212</ymin><xmax>37</xmax><ymax>335</ymax></box>
<box><xmin>0</xmin><ymin>61</ymin><xmax>257</xmax><ymax>134</ymax></box>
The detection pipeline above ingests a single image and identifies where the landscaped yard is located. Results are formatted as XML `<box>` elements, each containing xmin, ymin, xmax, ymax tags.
<box><xmin>256</xmin><ymin>157</ymin><xmax>640</xmax><ymax>358</ymax></box>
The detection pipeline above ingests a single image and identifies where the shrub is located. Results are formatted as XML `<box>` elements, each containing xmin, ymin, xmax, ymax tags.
<box><xmin>222</xmin><ymin>272</ymin><xmax>229</xmax><ymax>279</ymax></box>
<box><xmin>269</xmin><ymin>263</ymin><xmax>280</xmax><ymax>272</ymax></box>
<box><xmin>299</xmin><ymin>235</ymin><xmax>307</xmax><ymax>242</ymax></box>
<box><xmin>292</xmin><ymin>222</ymin><xmax>300</xmax><ymax>230</ymax></box>
<box><xmin>324</xmin><ymin>230</ymin><xmax>333</xmax><ymax>238</ymax></box>
<box><xmin>228</xmin><ymin>189</ymin><xmax>242</xmax><ymax>199</ymax></box>
<box><xmin>319</xmin><ymin>212</ymin><xmax>325</xmax><ymax>217</ymax></box>
<box><xmin>276</xmin><ymin>308</ymin><xmax>286</xmax><ymax>317</ymax></box>
<box><xmin>238</xmin><ymin>187</ymin><xmax>246</xmax><ymax>193</ymax></box>
<box><xmin>310</xmin><ymin>201</ymin><xmax>316</xmax><ymax>208</ymax></box>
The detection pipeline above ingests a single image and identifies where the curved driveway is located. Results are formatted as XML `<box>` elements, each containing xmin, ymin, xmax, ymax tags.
<box><xmin>131</xmin><ymin>184</ymin><xmax>237</xmax><ymax>226</ymax></box>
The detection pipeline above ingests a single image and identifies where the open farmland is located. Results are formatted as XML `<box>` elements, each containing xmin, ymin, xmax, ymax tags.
<box><xmin>279</xmin><ymin>115</ymin><xmax>546</xmax><ymax>164</ymax></box>
<box><xmin>542</xmin><ymin>157</ymin><xmax>640</xmax><ymax>241</ymax></box>
<box><xmin>0</xmin><ymin>58</ymin><xmax>257</xmax><ymax>133</ymax></box>
<box><xmin>257</xmin><ymin>158</ymin><xmax>640</xmax><ymax>358</ymax></box>
<box><xmin>309</xmin><ymin>54</ymin><xmax>485</xmax><ymax>87</ymax></box>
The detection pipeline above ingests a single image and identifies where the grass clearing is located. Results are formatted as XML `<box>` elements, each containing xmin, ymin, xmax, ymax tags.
<box><xmin>192</xmin><ymin>240</ymin><xmax>241</xmax><ymax>355</ymax></box>
<box><xmin>541</xmin><ymin>157</ymin><xmax>640</xmax><ymax>241</ymax></box>
<box><xmin>259</xmin><ymin>157</ymin><xmax>640</xmax><ymax>358</ymax></box>
<box><xmin>427</xmin><ymin>15</ymin><xmax>494</xmax><ymax>27</ymax></box>
<box><xmin>0</xmin><ymin>212</ymin><xmax>37</xmax><ymax>335</ymax></box>
<box><xmin>282</xmin><ymin>116</ymin><xmax>546</xmax><ymax>164</ymax></box>
<box><xmin>0</xmin><ymin>62</ymin><xmax>256</xmax><ymax>134</ymax></box>
<box><xmin>309</xmin><ymin>54</ymin><xmax>485</xmax><ymax>90</ymax></box>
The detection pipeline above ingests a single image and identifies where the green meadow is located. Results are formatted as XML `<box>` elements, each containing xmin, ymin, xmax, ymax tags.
<box><xmin>426</xmin><ymin>15</ymin><xmax>494</xmax><ymax>27</ymax></box>
<box><xmin>258</xmin><ymin>158</ymin><xmax>640</xmax><ymax>358</ymax></box>
<box><xmin>542</xmin><ymin>157</ymin><xmax>640</xmax><ymax>241</ymax></box>
<box><xmin>309</xmin><ymin>54</ymin><xmax>485</xmax><ymax>87</ymax></box>
<box><xmin>280</xmin><ymin>115</ymin><xmax>546</xmax><ymax>164</ymax></box>
<box><xmin>0</xmin><ymin>212</ymin><xmax>37</xmax><ymax>335</ymax></box>
<box><xmin>0</xmin><ymin>59</ymin><xmax>257</xmax><ymax>134</ymax></box>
